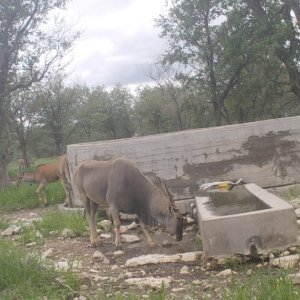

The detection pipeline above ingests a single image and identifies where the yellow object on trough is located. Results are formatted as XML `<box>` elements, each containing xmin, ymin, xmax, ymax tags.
<box><xmin>200</xmin><ymin>179</ymin><xmax>244</xmax><ymax>191</ymax></box>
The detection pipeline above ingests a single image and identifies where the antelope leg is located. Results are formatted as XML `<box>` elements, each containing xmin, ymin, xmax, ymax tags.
<box><xmin>110</xmin><ymin>205</ymin><xmax>122</xmax><ymax>248</ymax></box>
<box><xmin>139</xmin><ymin>219</ymin><xmax>156</xmax><ymax>247</ymax></box>
<box><xmin>81</xmin><ymin>194</ymin><xmax>101</xmax><ymax>247</ymax></box>
<box><xmin>36</xmin><ymin>182</ymin><xmax>47</xmax><ymax>206</ymax></box>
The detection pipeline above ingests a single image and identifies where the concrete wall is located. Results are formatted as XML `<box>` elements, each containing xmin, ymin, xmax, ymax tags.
<box><xmin>67</xmin><ymin>116</ymin><xmax>300</xmax><ymax>206</ymax></box>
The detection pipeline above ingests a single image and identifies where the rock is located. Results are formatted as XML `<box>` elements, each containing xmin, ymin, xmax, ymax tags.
<box><xmin>100</xmin><ymin>233</ymin><xmax>111</xmax><ymax>239</ymax></box>
<box><xmin>1</xmin><ymin>225</ymin><xmax>21</xmax><ymax>236</ymax></box>
<box><xmin>62</xmin><ymin>228</ymin><xmax>76</xmax><ymax>238</ymax></box>
<box><xmin>54</xmin><ymin>260</ymin><xmax>82</xmax><ymax>271</ymax></box>
<box><xmin>119</xmin><ymin>226</ymin><xmax>128</xmax><ymax>234</ymax></box>
<box><xmin>269</xmin><ymin>253</ymin><xmax>275</xmax><ymax>260</ymax></box>
<box><xmin>216</xmin><ymin>269</ymin><xmax>237</xmax><ymax>277</ymax></box>
<box><xmin>192</xmin><ymin>280</ymin><xmax>202</xmax><ymax>285</ymax></box>
<box><xmin>98</xmin><ymin>220</ymin><xmax>112</xmax><ymax>232</ymax></box>
<box><xmin>42</xmin><ymin>248</ymin><xmax>54</xmax><ymax>259</ymax></box>
<box><xmin>283</xmin><ymin>251</ymin><xmax>290</xmax><ymax>256</ymax></box>
<box><xmin>246</xmin><ymin>269</ymin><xmax>253</xmax><ymax>275</ymax></box>
<box><xmin>289</xmin><ymin>273</ymin><xmax>300</xmax><ymax>285</ymax></box>
<box><xmin>180</xmin><ymin>251</ymin><xmax>202</xmax><ymax>262</ymax></box>
<box><xmin>127</xmin><ymin>221</ymin><xmax>139</xmax><ymax>230</ymax></box>
<box><xmin>186</xmin><ymin>217</ymin><xmax>195</xmax><ymax>224</ymax></box>
<box><xmin>114</xmin><ymin>250</ymin><xmax>125</xmax><ymax>256</ymax></box>
<box><xmin>125</xmin><ymin>254</ymin><xmax>181</xmax><ymax>267</ymax></box>
<box><xmin>26</xmin><ymin>242</ymin><xmax>37</xmax><ymax>247</ymax></box>
<box><xmin>93</xmin><ymin>251</ymin><xmax>110</xmax><ymax>264</ymax></box>
<box><xmin>295</xmin><ymin>208</ymin><xmax>300</xmax><ymax>218</ymax></box>
<box><xmin>125</xmin><ymin>276</ymin><xmax>172</xmax><ymax>289</ymax></box>
<box><xmin>180</xmin><ymin>266</ymin><xmax>189</xmax><ymax>275</ymax></box>
<box><xmin>172</xmin><ymin>287</ymin><xmax>186</xmax><ymax>292</ymax></box>
<box><xmin>111</xmin><ymin>265</ymin><xmax>118</xmax><ymax>271</ymax></box>
<box><xmin>162</xmin><ymin>240</ymin><xmax>172</xmax><ymax>248</ymax></box>
<box><xmin>271</xmin><ymin>254</ymin><xmax>299</xmax><ymax>269</ymax></box>
<box><xmin>121</xmin><ymin>234</ymin><xmax>140</xmax><ymax>243</ymax></box>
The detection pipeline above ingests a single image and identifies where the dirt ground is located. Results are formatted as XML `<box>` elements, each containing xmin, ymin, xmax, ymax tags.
<box><xmin>2</xmin><ymin>203</ymin><xmax>300</xmax><ymax>299</ymax></box>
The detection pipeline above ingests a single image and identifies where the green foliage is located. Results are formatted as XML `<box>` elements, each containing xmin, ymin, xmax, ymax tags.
<box><xmin>223</xmin><ymin>271</ymin><xmax>300</xmax><ymax>300</ymax></box>
<box><xmin>35</xmin><ymin>211</ymin><xmax>87</xmax><ymax>237</ymax></box>
<box><xmin>0</xmin><ymin>237</ymin><xmax>80</xmax><ymax>299</ymax></box>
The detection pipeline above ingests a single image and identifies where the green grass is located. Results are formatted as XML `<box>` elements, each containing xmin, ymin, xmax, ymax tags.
<box><xmin>0</xmin><ymin>237</ymin><xmax>81</xmax><ymax>299</ymax></box>
<box><xmin>222</xmin><ymin>271</ymin><xmax>300</xmax><ymax>300</ymax></box>
<box><xmin>0</xmin><ymin>181</ymin><xmax>65</xmax><ymax>212</ymax></box>
<box><xmin>35</xmin><ymin>210</ymin><xmax>87</xmax><ymax>236</ymax></box>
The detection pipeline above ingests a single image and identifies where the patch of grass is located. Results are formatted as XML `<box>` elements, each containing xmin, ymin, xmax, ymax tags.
<box><xmin>0</xmin><ymin>219</ymin><xmax>10</xmax><ymax>231</ymax></box>
<box><xmin>222</xmin><ymin>271</ymin><xmax>300</xmax><ymax>300</ymax></box>
<box><xmin>18</xmin><ymin>226</ymin><xmax>44</xmax><ymax>246</ymax></box>
<box><xmin>0</xmin><ymin>237</ymin><xmax>80</xmax><ymax>299</ymax></box>
<box><xmin>0</xmin><ymin>181</ymin><xmax>65</xmax><ymax>212</ymax></box>
<box><xmin>35</xmin><ymin>210</ymin><xmax>87</xmax><ymax>236</ymax></box>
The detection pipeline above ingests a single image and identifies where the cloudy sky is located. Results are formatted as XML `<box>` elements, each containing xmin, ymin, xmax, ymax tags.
<box><xmin>63</xmin><ymin>0</ymin><xmax>168</xmax><ymax>88</ymax></box>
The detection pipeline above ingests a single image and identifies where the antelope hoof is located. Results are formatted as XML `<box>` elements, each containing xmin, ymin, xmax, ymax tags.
<box><xmin>148</xmin><ymin>241</ymin><xmax>157</xmax><ymax>248</ymax></box>
<box><xmin>91</xmin><ymin>238</ymin><xmax>102</xmax><ymax>247</ymax></box>
<box><xmin>115</xmin><ymin>243</ymin><xmax>123</xmax><ymax>251</ymax></box>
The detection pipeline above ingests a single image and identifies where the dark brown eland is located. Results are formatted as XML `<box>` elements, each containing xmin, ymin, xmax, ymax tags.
<box><xmin>73</xmin><ymin>157</ymin><xmax>183</xmax><ymax>248</ymax></box>
<box><xmin>17</xmin><ymin>155</ymin><xmax>73</xmax><ymax>206</ymax></box>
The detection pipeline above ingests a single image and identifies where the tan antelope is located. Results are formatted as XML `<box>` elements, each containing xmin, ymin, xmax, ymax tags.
<box><xmin>17</xmin><ymin>155</ymin><xmax>73</xmax><ymax>206</ymax></box>
<box><xmin>73</xmin><ymin>157</ymin><xmax>183</xmax><ymax>249</ymax></box>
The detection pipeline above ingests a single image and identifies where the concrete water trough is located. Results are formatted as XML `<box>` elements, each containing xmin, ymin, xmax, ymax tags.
<box><xmin>196</xmin><ymin>183</ymin><xmax>298</xmax><ymax>257</ymax></box>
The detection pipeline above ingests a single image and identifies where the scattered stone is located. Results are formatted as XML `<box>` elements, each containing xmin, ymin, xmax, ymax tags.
<box><xmin>125</xmin><ymin>254</ymin><xmax>181</xmax><ymax>267</ymax></box>
<box><xmin>180</xmin><ymin>265</ymin><xmax>190</xmax><ymax>275</ymax></box>
<box><xmin>246</xmin><ymin>269</ymin><xmax>253</xmax><ymax>275</ymax></box>
<box><xmin>99</xmin><ymin>220</ymin><xmax>112</xmax><ymax>232</ymax></box>
<box><xmin>289</xmin><ymin>272</ymin><xmax>300</xmax><ymax>285</ymax></box>
<box><xmin>1</xmin><ymin>225</ymin><xmax>21</xmax><ymax>236</ymax></box>
<box><xmin>256</xmin><ymin>264</ymin><xmax>263</xmax><ymax>268</ymax></box>
<box><xmin>216</xmin><ymin>269</ymin><xmax>237</xmax><ymax>277</ymax></box>
<box><xmin>269</xmin><ymin>253</ymin><xmax>275</xmax><ymax>260</ymax></box>
<box><xmin>271</xmin><ymin>254</ymin><xmax>300</xmax><ymax>269</ymax></box>
<box><xmin>192</xmin><ymin>280</ymin><xmax>202</xmax><ymax>285</ymax></box>
<box><xmin>289</xmin><ymin>247</ymin><xmax>297</xmax><ymax>252</ymax></box>
<box><xmin>111</xmin><ymin>265</ymin><xmax>118</xmax><ymax>271</ymax></box>
<box><xmin>217</xmin><ymin>258</ymin><xmax>226</xmax><ymax>265</ymax></box>
<box><xmin>185</xmin><ymin>226</ymin><xmax>194</xmax><ymax>232</ymax></box>
<box><xmin>125</xmin><ymin>276</ymin><xmax>172</xmax><ymax>289</ymax></box>
<box><xmin>42</xmin><ymin>248</ymin><xmax>54</xmax><ymax>259</ymax></box>
<box><xmin>93</xmin><ymin>251</ymin><xmax>110</xmax><ymax>264</ymax></box>
<box><xmin>54</xmin><ymin>261</ymin><xmax>69</xmax><ymax>270</ymax></box>
<box><xmin>297</xmin><ymin>220</ymin><xmax>300</xmax><ymax>226</ymax></box>
<box><xmin>100</xmin><ymin>233</ymin><xmax>111</xmax><ymax>239</ymax></box>
<box><xmin>121</xmin><ymin>234</ymin><xmax>140</xmax><ymax>243</ymax></box>
<box><xmin>283</xmin><ymin>251</ymin><xmax>290</xmax><ymax>256</ymax></box>
<box><xmin>26</xmin><ymin>242</ymin><xmax>37</xmax><ymax>247</ymax></box>
<box><xmin>162</xmin><ymin>240</ymin><xmax>172</xmax><ymax>248</ymax></box>
<box><xmin>119</xmin><ymin>226</ymin><xmax>128</xmax><ymax>234</ymax></box>
<box><xmin>172</xmin><ymin>287</ymin><xmax>186</xmax><ymax>292</ymax></box>
<box><xmin>127</xmin><ymin>221</ymin><xmax>139</xmax><ymax>230</ymax></box>
<box><xmin>186</xmin><ymin>217</ymin><xmax>195</xmax><ymax>224</ymax></box>
<box><xmin>295</xmin><ymin>208</ymin><xmax>300</xmax><ymax>218</ymax></box>
<box><xmin>114</xmin><ymin>250</ymin><xmax>125</xmax><ymax>256</ymax></box>
<box><xmin>180</xmin><ymin>251</ymin><xmax>202</xmax><ymax>262</ymax></box>
<box><xmin>62</xmin><ymin>228</ymin><xmax>76</xmax><ymax>238</ymax></box>
<box><xmin>91</xmin><ymin>275</ymin><xmax>109</xmax><ymax>282</ymax></box>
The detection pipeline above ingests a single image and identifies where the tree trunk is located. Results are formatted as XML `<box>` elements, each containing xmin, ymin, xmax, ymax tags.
<box><xmin>0</xmin><ymin>120</ymin><xmax>12</xmax><ymax>189</ymax></box>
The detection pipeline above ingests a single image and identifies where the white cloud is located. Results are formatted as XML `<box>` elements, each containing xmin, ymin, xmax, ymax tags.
<box><xmin>63</xmin><ymin>0</ymin><xmax>167</xmax><ymax>87</ymax></box>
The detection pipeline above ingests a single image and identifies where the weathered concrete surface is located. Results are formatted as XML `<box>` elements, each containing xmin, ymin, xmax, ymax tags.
<box><xmin>196</xmin><ymin>183</ymin><xmax>298</xmax><ymax>257</ymax></box>
<box><xmin>67</xmin><ymin>116</ymin><xmax>300</xmax><ymax>206</ymax></box>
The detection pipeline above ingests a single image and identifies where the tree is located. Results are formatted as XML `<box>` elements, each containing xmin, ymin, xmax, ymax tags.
<box><xmin>0</xmin><ymin>0</ymin><xmax>76</xmax><ymax>187</ymax></box>
<box><xmin>244</xmin><ymin>0</ymin><xmax>300</xmax><ymax>98</ymax></box>
<box><xmin>156</xmin><ymin>0</ymin><xmax>251</xmax><ymax>126</ymax></box>
<box><xmin>33</xmin><ymin>73</ymin><xmax>81</xmax><ymax>155</ymax></box>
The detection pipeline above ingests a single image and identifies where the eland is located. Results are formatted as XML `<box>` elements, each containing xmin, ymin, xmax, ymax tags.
<box><xmin>73</xmin><ymin>157</ymin><xmax>183</xmax><ymax>248</ymax></box>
